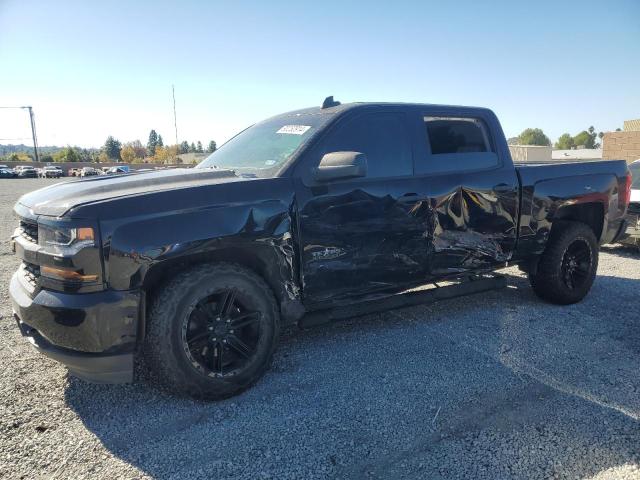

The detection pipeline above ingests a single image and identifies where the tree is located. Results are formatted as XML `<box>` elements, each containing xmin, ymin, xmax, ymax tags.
<box><xmin>103</xmin><ymin>136</ymin><xmax>121</xmax><ymax>160</ymax></box>
<box><xmin>130</xmin><ymin>140</ymin><xmax>146</xmax><ymax>159</ymax></box>
<box><xmin>152</xmin><ymin>144</ymin><xmax>179</xmax><ymax>164</ymax></box>
<box><xmin>147</xmin><ymin>129</ymin><xmax>159</xmax><ymax>156</ymax></box>
<box><xmin>554</xmin><ymin>133</ymin><xmax>575</xmax><ymax>150</ymax></box>
<box><xmin>179</xmin><ymin>141</ymin><xmax>189</xmax><ymax>154</ymax></box>
<box><xmin>53</xmin><ymin>146</ymin><xmax>80</xmax><ymax>162</ymax></box>
<box><xmin>573</xmin><ymin>130</ymin><xmax>598</xmax><ymax>149</ymax></box>
<box><xmin>207</xmin><ymin>140</ymin><xmax>217</xmax><ymax>153</ymax></box>
<box><xmin>121</xmin><ymin>145</ymin><xmax>136</xmax><ymax>163</ymax></box>
<box><xmin>157</xmin><ymin>135</ymin><xmax>164</xmax><ymax>148</ymax></box>
<box><xmin>517</xmin><ymin>128</ymin><xmax>551</xmax><ymax>146</ymax></box>
<box><xmin>196</xmin><ymin>141</ymin><xmax>203</xmax><ymax>153</ymax></box>
<box><xmin>9</xmin><ymin>152</ymin><xmax>32</xmax><ymax>161</ymax></box>
<box><xmin>189</xmin><ymin>142</ymin><xmax>196</xmax><ymax>153</ymax></box>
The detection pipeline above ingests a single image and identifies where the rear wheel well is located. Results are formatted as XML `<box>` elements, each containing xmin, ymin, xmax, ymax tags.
<box><xmin>553</xmin><ymin>202</ymin><xmax>604</xmax><ymax>241</ymax></box>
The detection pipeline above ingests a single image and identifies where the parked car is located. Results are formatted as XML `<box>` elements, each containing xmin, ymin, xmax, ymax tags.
<box><xmin>40</xmin><ymin>166</ymin><xmax>63</xmax><ymax>178</ymax></box>
<box><xmin>9</xmin><ymin>99</ymin><xmax>631</xmax><ymax>399</ymax></box>
<box><xmin>0</xmin><ymin>168</ymin><xmax>17</xmax><ymax>178</ymax></box>
<box><xmin>80</xmin><ymin>167</ymin><xmax>99</xmax><ymax>177</ymax></box>
<box><xmin>0</xmin><ymin>164</ymin><xmax>9</xmax><ymax>169</ymax></box>
<box><xmin>15</xmin><ymin>166</ymin><xmax>38</xmax><ymax>178</ymax></box>
<box><xmin>619</xmin><ymin>159</ymin><xmax>640</xmax><ymax>247</ymax></box>
<box><xmin>106</xmin><ymin>165</ymin><xmax>130</xmax><ymax>175</ymax></box>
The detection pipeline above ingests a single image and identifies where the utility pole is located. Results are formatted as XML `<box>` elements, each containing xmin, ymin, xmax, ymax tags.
<box><xmin>25</xmin><ymin>106</ymin><xmax>40</xmax><ymax>162</ymax></box>
<box><xmin>172</xmin><ymin>85</ymin><xmax>178</xmax><ymax>146</ymax></box>
<box><xmin>0</xmin><ymin>105</ymin><xmax>39</xmax><ymax>162</ymax></box>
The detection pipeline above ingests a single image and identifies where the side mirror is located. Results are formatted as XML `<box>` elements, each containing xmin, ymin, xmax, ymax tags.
<box><xmin>313</xmin><ymin>151</ymin><xmax>368</xmax><ymax>182</ymax></box>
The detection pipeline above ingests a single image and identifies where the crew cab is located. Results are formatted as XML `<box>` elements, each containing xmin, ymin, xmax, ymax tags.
<box><xmin>9</xmin><ymin>99</ymin><xmax>631</xmax><ymax>399</ymax></box>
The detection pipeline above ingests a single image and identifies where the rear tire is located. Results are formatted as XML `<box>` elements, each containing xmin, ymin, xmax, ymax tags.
<box><xmin>144</xmin><ymin>263</ymin><xmax>280</xmax><ymax>400</ymax></box>
<box><xmin>529</xmin><ymin>221</ymin><xmax>599</xmax><ymax>305</ymax></box>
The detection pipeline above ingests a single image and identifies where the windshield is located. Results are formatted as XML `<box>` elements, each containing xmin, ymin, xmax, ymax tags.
<box><xmin>629</xmin><ymin>162</ymin><xmax>640</xmax><ymax>189</ymax></box>
<box><xmin>196</xmin><ymin>112</ymin><xmax>330</xmax><ymax>177</ymax></box>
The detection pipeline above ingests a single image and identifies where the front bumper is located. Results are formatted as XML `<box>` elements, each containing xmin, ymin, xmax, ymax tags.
<box><xmin>9</xmin><ymin>272</ymin><xmax>140</xmax><ymax>383</ymax></box>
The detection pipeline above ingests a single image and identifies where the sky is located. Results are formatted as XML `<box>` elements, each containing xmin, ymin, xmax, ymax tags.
<box><xmin>0</xmin><ymin>0</ymin><xmax>638</xmax><ymax>149</ymax></box>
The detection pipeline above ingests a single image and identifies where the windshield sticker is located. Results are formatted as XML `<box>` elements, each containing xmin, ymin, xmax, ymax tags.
<box><xmin>277</xmin><ymin>125</ymin><xmax>311</xmax><ymax>135</ymax></box>
<box><xmin>264</xmin><ymin>159</ymin><xmax>276</xmax><ymax>166</ymax></box>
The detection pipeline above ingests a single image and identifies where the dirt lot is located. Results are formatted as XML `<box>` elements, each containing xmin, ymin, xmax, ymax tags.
<box><xmin>1</xmin><ymin>178</ymin><xmax>639</xmax><ymax>479</ymax></box>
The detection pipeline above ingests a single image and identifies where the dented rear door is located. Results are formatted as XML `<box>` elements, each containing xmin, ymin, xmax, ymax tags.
<box><xmin>414</xmin><ymin>109</ymin><xmax>519</xmax><ymax>275</ymax></box>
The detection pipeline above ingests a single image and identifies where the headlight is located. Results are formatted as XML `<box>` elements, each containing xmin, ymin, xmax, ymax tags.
<box><xmin>38</xmin><ymin>224</ymin><xmax>95</xmax><ymax>256</ymax></box>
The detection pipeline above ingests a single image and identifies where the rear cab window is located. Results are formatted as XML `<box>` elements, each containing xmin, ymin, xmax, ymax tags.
<box><xmin>417</xmin><ymin>115</ymin><xmax>499</xmax><ymax>174</ymax></box>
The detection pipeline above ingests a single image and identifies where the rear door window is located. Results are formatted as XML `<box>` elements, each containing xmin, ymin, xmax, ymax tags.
<box><xmin>418</xmin><ymin>116</ymin><xmax>498</xmax><ymax>174</ymax></box>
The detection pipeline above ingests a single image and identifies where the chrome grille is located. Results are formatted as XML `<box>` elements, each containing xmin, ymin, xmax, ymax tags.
<box><xmin>21</xmin><ymin>262</ymin><xmax>40</xmax><ymax>289</ymax></box>
<box><xmin>19</xmin><ymin>219</ymin><xmax>38</xmax><ymax>243</ymax></box>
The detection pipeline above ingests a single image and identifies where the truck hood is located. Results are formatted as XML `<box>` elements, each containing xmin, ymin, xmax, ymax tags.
<box><xmin>16</xmin><ymin>168</ymin><xmax>240</xmax><ymax>217</ymax></box>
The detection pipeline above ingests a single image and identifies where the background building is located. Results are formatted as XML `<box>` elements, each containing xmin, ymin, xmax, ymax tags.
<box><xmin>552</xmin><ymin>149</ymin><xmax>602</xmax><ymax>161</ymax></box>
<box><xmin>508</xmin><ymin>145</ymin><xmax>551</xmax><ymax>162</ymax></box>
<box><xmin>603</xmin><ymin>118</ymin><xmax>640</xmax><ymax>163</ymax></box>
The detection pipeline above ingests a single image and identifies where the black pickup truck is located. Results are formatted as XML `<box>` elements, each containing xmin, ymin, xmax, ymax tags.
<box><xmin>10</xmin><ymin>99</ymin><xmax>631</xmax><ymax>399</ymax></box>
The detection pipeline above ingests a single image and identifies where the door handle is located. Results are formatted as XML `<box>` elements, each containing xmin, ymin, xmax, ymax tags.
<box><xmin>492</xmin><ymin>183</ymin><xmax>514</xmax><ymax>193</ymax></box>
<box><xmin>398</xmin><ymin>193</ymin><xmax>419</xmax><ymax>202</ymax></box>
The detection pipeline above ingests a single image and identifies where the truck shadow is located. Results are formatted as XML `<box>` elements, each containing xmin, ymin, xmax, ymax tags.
<box><xmin>64</xmin><ymin>272</ymin><xmax>640</xmax><ymax>479</ymax></box>
<box><xmin>602</xmin><ymin>243</ymin><xmax>640</xmax><ymax>259</ymax></box>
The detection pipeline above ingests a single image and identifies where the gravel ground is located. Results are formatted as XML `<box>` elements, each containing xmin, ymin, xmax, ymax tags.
<box><xmin>1</xmin><ymin>178</ymin><xmax>639</xmax><ymax>479</ymax></box>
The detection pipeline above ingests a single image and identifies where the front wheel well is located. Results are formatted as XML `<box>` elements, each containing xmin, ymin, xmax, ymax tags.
<box><xmin>140</xmin><ymin>248</ymin><xmax>303</xmax><ymax>332</ymax></box>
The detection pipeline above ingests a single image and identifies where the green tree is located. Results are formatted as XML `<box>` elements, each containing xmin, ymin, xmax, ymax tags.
<box><xmin>554</xmin><ymin>133</ymin><xmax>575</xmax><ymax>150</ymax></box>
<box><xmin>517</xmin><ymin>128</ymin><xmax>551</xmax><ymax>146</ymax></box>
<box><xmin>196</xmin><ymin>141</ymin><xmax>203</xmax><ymax>153</ymax></box>
<box><xmin>147</xmin><ymin>129</ymin><xmax>159</xmax><ymax>156</ymax></box>
<box><xmin>54</xmin><ymin>146</ymin><xmax>80</xmax><ymax>162</ymax></box>
<box><xmin>189</xmin><ymin>142</ymin><xmax>196</xmax><ymax>153</ymax></box>
<box><xmin>573</xmin><ymin>130</ymin><xmax>597</xmax><ymax>149</ymax></box>
<box><xmin>157</xmin><ymin>135</ymin><xmax>164</xmax><ymax>148</ymax></box>
<box><xmin>103</xmin><ymin>136</ymin><xmax>122</xmax><ymax>160</ymax></box>
<box><xmin>207</xmin><ymin>140</ymin><xmax>217</xmax><ymax>153</ymax></box>
<box><xmin>179</xmin><ymin>141</ymin><xmax>189</xmax><ymax>154</ymax></box>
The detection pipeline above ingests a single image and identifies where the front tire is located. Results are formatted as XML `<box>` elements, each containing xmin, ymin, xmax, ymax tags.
<box><xmin>144</xmin><ymin>263</ymin><xmax>280</xmax><ymax>399</ymax></box>
<box><xmin>529</xmin><ymin>220</ymin><xmax>599</xmax><ymax>305</ymax></box>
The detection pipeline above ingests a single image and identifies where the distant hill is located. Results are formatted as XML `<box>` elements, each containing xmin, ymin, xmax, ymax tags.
<box><xmin>0</xmin><ymin>144</ymin><xmax>68</xmax><ymax>156</ymax></box>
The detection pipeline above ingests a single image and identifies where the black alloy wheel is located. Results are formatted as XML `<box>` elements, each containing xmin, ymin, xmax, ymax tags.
<box><xmin>181</xmin><ymin>288</ymin><xmax>262</xmax><ymax>378</ymax></box>
<box><xmin>559</xmin><ymin>239</ymin><xmax>592</xmax><ymax>290</ymax></box>
<box><xmin>528</xmin><ymin>220</ymin><xmax>599</xmax><ymax>305</ymax></box>
<box><xmin>145</xmin><ymin>263</ymin><xmax>280</xmax><ymax>399</ymax></box>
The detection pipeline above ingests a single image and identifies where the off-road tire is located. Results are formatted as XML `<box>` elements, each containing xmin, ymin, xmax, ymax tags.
<box><xmin>144</xmin><ymin>263</ymin><xmax>280</xmax><ymax>400</ymax></box>
<box><xmin>529</xmin><ymin>220</ymin><xmax>599</xmax><ymax>305</ymax></box>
